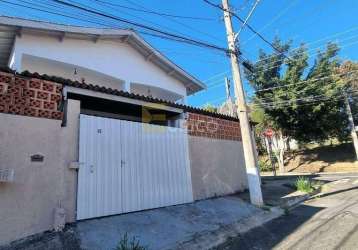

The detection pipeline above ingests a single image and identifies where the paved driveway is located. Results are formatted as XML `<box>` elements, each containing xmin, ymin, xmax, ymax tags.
<box><xmin>77</xmin><ymin>196</ymin><xmax>271</xmax><ymax>250</ymax></box>
<box><xmin>218</xmin><ymin>176</ymin><xmax>358</xmax><ymax>250</ymax></box>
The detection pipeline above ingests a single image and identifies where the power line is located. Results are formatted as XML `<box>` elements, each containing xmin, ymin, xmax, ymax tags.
<box><xmin>236</xmin><ymin>0</ymin><xmax>251</xmax><ymax>11</ymax></box>
<box><xmin>201</xmin><ymin>83</ymin><xmax>358</xmax><ymax>109</ymax></box>
<box><xmin>255</xmin><ymin>90</ymin><xmax>358</xmax><ymax>109</ymax></box>
<box><xmin>251</xmin><ymin>28</ymin><xmax>358</xmax><ymax>69</ymax></box>
<box><xmin>81</xmin><ymin>0</ymin><xmax>205</xmax><ymax>43</ymax></box>
<box><xmin>204</xmin><ymin>26</ymin><xmax>358</xmax><ymax>81</ymax></box>
<box><xmin>203</xmin><ymin>70</ymin><xmax>231</xmax><ymax>82</ymax></box>
<box><xmin>2</xmin><ymin>0</ymin><xmax>233</xmax><ymax>58</ymax></box>
<box><xmin>278</xmin><ymin>0</ymin><xmax>338</xmax><ymax>45</ymax></box>
<box><xmin>256</xmin><ymin>71</ymin><xmax>353</xmax><ymax>104</ymax></box>
<box><xmin>202</xmin><ymin>0</ymin><xmax>287</xmax><ymax>55</ymax></box>
<box><xmin>196</xmin><ymin>77</ymin><xmax>233</xmax><ymax>93</ymax></box>
<box><xmin>242</xmin><ymin>0</ymin><xmax>299</xmax><ymax>45</ymax></box>
<box><xmin>250</xmin><ymin>38</ymin><xmax>358</xmax><ymax>79</ymax></box>
<box><xmin>253</xmin><ymin>91</ymin><xmax>348</xmax><ymax>109</ymax></box>
<box><xmin>93</xmin><ymin>0</ymin><xmax>223</xmax><ymax>43</ymax></box>
<box><xmin>0</xmin><ymin>0</ymin><xmax>124</xmax><ymax>28</ymax></box>
<box><xmin>259</xmin><ymin>92</ymin><xmax>345</xmax><ymax>107</ymax></box>
<box><xmin>202</xmin><ymin>40</ymin><xmax>356</xmax><ymax>94</ymax></box>
<box><xmin>94</xmin><ymin>0</ymin><xmax>217</xmax><ymax>21</ymax></box>
<box><xmin>201</xmin><ymin>96</ymin><xmax>227</xmax><ymax>106</ymax></box>
<box><xmin>52</xmin><ymin>0</ymin><xmax>232</xmax><ymax>54</ymax></box>
<box><xmin>235</xmin><ymin>67</ymin><xmax>358</xmax><ymax>104</ymax></box>
<box><xmin>237</xmin><ymin>0</ymin><xmax>261</xmax><ymax>35</ymax></box>
<box><xmin>254</xmin><ymin>68</ymin><xmax>358</xmax><ymax>93</ymax></box>
<box><xmin>225</xmin><ymin>35</ymin><xmax>358</xmax><ymax>79</ymax></box>
<box><xmin>101</xmin><ymin>0</ymin><xmax>224</xmax><ymax>43</ymax></box>
<box><xmin>203</xmin><ymin>89</ymin><xmax>354</xmax><ymax>110</ymax></box>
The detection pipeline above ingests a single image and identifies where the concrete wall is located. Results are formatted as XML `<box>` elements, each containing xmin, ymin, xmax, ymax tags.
<box><xmin>10</xmin><ymin>34</ymin><xmax>187</xmax><ymax>100</ymax></box>
<box><xmin>0</xmin><ymin>98</ymin><xmax>249</xmax><ymax>244</ymax></box>
<box><xmin>0</xmin><ymin>100</ymin><xmax>80</xmax><ymax>245</ymax></box>
<box><xmin>188</xmin><ymin>136</ymin><xmax>248</xmax><ymax>200</ymax></box>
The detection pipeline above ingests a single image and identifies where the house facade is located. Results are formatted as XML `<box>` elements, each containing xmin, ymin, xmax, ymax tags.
<box><xmin>2</xmin><ymin>16</ymin><xmax>203</xmax><ymax>103</ymax></box>
<box><xmin>0</xmin><ymin>17</ymin><xmax>248</xmax><ymax>245</ymax></box>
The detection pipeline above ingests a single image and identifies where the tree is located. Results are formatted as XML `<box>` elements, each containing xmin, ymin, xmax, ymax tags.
<box><xmin>245</xmin><ymin>38</ymin><xmax>349</xmax><ymax>171</ymax></box>
<box><xmin>337</xmin><ymin>61</ymin><xmax>358</xmax><ymax>122</ymax></box>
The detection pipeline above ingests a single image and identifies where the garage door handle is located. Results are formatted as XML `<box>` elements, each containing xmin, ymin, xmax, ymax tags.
<box><xmin>121</xmin><ymin>160</ymin><xmax>125</xmax><ymax>168</ymax></box>
<box><xmin>90</xmin><ymin>165</ymin><xmax>95</xmax><ymax>173</ymax></box>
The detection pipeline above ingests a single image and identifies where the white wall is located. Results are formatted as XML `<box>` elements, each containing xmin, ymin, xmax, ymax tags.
<box><xmin>10</xmin><ymin>34</ymin><xmax>187</xmax><ymax>100</ymax></box>
<box><xmin>22</xmin><ymin>54</ymin><xmax>127</xmax><ymax>91</ymax></box>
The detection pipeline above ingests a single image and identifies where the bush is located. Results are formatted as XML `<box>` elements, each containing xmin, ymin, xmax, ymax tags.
<box><xmin>258</xmin><ymin>158</ymin><xmax>272</xmax><ymax>172</ymax></box>
<box><xmin>295</xmin><ymin>177</ymin><xmax>313</xmax><ymax>193</ymax></box>
<box><xmin>115</xmin><ymin>233</ymin><xmax>147</xmax><ymax>250</ymax></box>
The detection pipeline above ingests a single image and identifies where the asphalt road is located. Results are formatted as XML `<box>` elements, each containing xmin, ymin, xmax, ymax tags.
<box><xmin>218</xmin><ymin>175</ymin><xmax>358</xmax><ymax>250</ymax></box>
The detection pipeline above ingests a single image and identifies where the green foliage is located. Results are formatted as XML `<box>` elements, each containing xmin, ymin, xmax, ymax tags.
<box><xmin>245</xmin><ymin>38</ymin><xmax>349</xmax><ymax>143</ymax></box>
<box><xmin>202</xmin><ymin>103</ymin><xmax>218</xmax><ymax>113</ymax></box>
<box><xmin>295</xmin><ymin>177</ymin><xmax>313</xmax><ymax>193</ymax></box>
<box><xmin>258</xmin><ymin>158</ymin><xmax>272</xmax><ymax>172</ymax></box>
<box><xmin>338</xmin><ymin>61</ymin><xmax>358</xmax><ymax>125</ymax></box>
<box><xmin>115</xmin><ymin>233</ymin><xmax>147</xmax><ymax>250</ymax></box>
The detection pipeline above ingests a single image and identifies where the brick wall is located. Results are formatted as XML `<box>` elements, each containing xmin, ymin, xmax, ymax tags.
<box><xmin>0</xmin><ymin>72</ymin><xmax>63</xmax><ymax>120</ymax></box>
<box><xmin>187</xmin><ymin>112</ymin><xmax>241</xmax><ymax>141</ymax></box>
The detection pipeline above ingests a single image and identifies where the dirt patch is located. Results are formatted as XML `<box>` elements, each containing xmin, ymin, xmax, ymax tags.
<box><xmin>285</xmin><ymin>143</ymin><xmax>358</xmax><ymax>173</ymax></box>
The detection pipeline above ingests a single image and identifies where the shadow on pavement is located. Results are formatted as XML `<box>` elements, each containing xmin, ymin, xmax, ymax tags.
<box><xmin>237</xmin><ymin>177</ymin><xmax>329</xmax><ymax>207</ymax></box>
<box><xmin>216</xmin><ymin>204</ymin><xmax>323</xmax><ymax>250</ymax></box>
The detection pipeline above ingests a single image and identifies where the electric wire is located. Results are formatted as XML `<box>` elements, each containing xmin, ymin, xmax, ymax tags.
<box><xmin>96</xmin><ymin>0</ymin><xmax>224</xmax><ymax>43</ymax></box>
<box><xmin>242</xmin><ymin>0</ymin><xmax>299</xmax><ymax>45</ymax></box>
<box><xmin>202</xmin><ymin>0</ymin><xmax>287</xmax><ymax>55</ymax></box>
<box><xmin>52</xmin><ymin>0</ymin><xmax>232</xmax><ymax>54</ymax></box>
<box><xmin>237</xmin><ymin>0</ymin><xmax>261</xmax><ymax>35</ymax></box>
<box><xmin>93</xmin><ymin>0</ymin><xmax>217</xmax><ymax>21</ymax></box>
<box><xmin>203</xmin><ymin>26</ymin><xmax>358</xmax><ymax>82</ymax></box>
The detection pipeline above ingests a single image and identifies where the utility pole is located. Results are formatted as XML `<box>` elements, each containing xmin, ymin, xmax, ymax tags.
<box><xmin>344</xmin><ymin>93</ymin><xmax>358</xmax><ymax>161</ymax></box>
<box><xmin>222</xmin><ymin>0</ymin><xmax>263</xmax><ymax>206</ymax></box>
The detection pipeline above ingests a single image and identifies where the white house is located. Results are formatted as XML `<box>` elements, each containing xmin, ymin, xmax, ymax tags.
<box><xmin>0</xmin><ymin>16</ymin><xmax>251</xmax><ymax>246</ymax></box>
<box><xmin>0</xmin><ymin>16</ymin><xmax>205</xmax><ymax>103</ymax></box>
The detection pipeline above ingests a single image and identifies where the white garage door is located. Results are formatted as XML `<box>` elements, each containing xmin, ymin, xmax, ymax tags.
<box><xmin>76</xmin><ymin>114</ymin><xmax>193</xmax><ymax>220</ymax></box>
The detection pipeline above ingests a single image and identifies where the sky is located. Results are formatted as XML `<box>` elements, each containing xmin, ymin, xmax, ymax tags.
<box><xmin>1</xmin><ymin>0</ymin><xmax>358</xmax><ymax>107</ymax></box>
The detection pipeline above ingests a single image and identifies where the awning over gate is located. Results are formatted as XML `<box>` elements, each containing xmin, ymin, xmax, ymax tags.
<box><xmin>66</xmin><ymin>89</ymin><xmax>184</xmax><ymax>127</ymax></box>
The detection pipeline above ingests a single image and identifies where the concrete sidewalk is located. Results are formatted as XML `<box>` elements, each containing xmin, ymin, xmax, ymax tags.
<box><xmin>77</xmin><ymin>196</ymin><xmax>282</xmax><ymax>250</ymax></box>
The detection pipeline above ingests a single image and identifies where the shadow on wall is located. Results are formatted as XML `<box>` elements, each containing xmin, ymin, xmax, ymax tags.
<box><xmin>188</xmin><ymin>136</ymin><xmax>248</xmax><ymax>201</ymax></box>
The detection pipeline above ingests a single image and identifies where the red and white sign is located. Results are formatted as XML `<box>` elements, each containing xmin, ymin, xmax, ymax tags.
<box><xmin>263</xmin><ymin>128</ymin><xmax>274</xmax><ymax>138</ymax></box>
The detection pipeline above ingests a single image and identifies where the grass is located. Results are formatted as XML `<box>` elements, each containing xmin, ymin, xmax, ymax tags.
<box><xmin>259</xmin><ymin>158</ymin><xmax>275</xmax><ymax>172</ymax></box>
<box><xmin>295</xmin><ymin>177</ymin><xmax>314</xmax><ymax>193</ymax></box>
<box><xmin>114</xmin><ymin>233</ymin><xmax>147</xmax><ymax>250</ymax></box>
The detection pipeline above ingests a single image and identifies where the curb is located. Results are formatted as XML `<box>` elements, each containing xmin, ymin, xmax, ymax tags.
<box><xmin>278</xmin><ymin>187</ymin><xmax>322</xmax><ymax>210</ymax></box>
<box><xmin>261</xmin><ymin>172</ymin><xmax>358</xmax><ymax>179</ymax></box>
<box><xmin>174</xmin><ymin>208</ymin><xmax>284</xmax><ymax>250</ymax></box>
<box><xmin>174</xmin><ymin>185</ymin><xmax>328</xmax><ymax>249</ymax></box>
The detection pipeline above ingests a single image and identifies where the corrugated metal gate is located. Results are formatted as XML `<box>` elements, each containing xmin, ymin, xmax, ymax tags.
<box><xmin>76</xmin><ymin>114</ymin><xmax>193</xmax><ymax>220</ymax></box>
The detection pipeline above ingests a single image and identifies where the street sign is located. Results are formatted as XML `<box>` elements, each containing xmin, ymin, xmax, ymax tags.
<box><xmin>264</xmin><ymin>128</ymin><xmax>274</xmax><ymax>138</ymax></box>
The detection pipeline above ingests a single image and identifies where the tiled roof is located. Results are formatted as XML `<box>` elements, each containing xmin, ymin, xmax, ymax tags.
<box><xmin>0</xmin><ymin>67</ymin><xmax>240</xmax><ymax>122</ymax></box>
